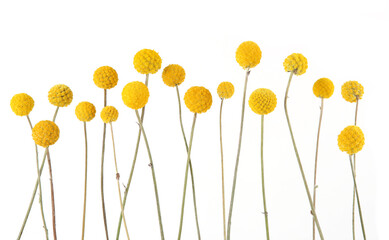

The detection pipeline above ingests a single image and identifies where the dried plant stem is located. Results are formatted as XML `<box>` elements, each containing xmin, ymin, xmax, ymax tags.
<box><xmin>46</xmin><ymin>148</ymin><xmax>57</xmax><ymax>240</ymax></box>
<box><xmin>260</xmin><ymin>115</ymin><xmax>270</xmax><ymax>240</ymax></box>
<box><xmin>81</xmin><ymin>122</ymin><xmax>88</xmax><ymax>240</ymax></box>
<box><xmin>219</xmin><ymin>98</ymin><xmax>226</xmax><ymax>240</ymax></box>
<box><xmin>284</xmin><ymin>72</ymin><xmax>324</xmax><ymax>240</ymax></box>
<box><xmin>101</xmin><ymin>89</ymin><xmax>109</xmax><ymax>240</ymax></box>
<box><xmin>135</xmin><ymin>109</ymin><xmax>165</xmax><ymax>240</ymax></box>
<box><xmin>227</xmin><ymin>68</ymin><xmax>250</xmax><ymax>240</ymax></box>
<box><xmin>175</xmin><ymin>85</ymin><xmax>201</xmax><ymax>240</ymax></box>
<box><xmin>352</xmin><ymin>97</ymin><xmax>359</xmax><ymax>240</ymax></box>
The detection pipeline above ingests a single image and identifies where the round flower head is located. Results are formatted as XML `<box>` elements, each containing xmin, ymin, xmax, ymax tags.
<box><xmin>337</xmin><ymin>125</ymin><xmax>365</xmax><ymax>155</ymax></box>
<box><xmin>32</xmin><ymin>120</ymin><xmax>60</xmax><ymax>148</ymax></box>
<box><xmin>100</xmin><ymin>106</ymin><xmax>119</xmax><ymax>123</ymax></box>
<box><xmin>93</xmin><ymin>66</ymin><xmax>118</xmax><ymax>89</ymax></box>
<box><xmin>249</xmin><ymin>88</ymin><xmax>277</xmax><ymax>115</ymax></box>
<box><xmin>235</xmin><ymin>41</ymin><xmax>262</xmax><ymax>69</ymax></box>
<box><xmin>10</xmin><ymin>93</ymin><xmax>34</xmax><ymax>116</ymax></box>
<box><xmin>48</xmin><ymin>84</ymin><xmax>73</xmax><ymax>107</ymax></box>
<box><xmin>75</xmin><ymin>101</ymin><xmax>96</xmax><ymax>122</ymax></box>
<box><xmin>283</xmin><ymin>53</ymin><xmax>308</xmax><ymax>76</ymax></box>
<box><xmin>341</xmin><ymin>81</ymin><xmax>364</xmax><ymax>103</ymax></box>
<box><xmin>217</xmin><ymin>82</ymin><xmax>235</xmax><ymax>99</ymax></box>
<box><xmin>162</xmin><ymin>64</ymin><xmax>186</xmax><ymax>87</ymax></box>
<box><xmin>122</xmin><ymin>81</ymin><xmax>150</xmax><ymax>110</ymax></box>
<box><xmin>184</xmin><ymin>86</ymin><xmax>213</xmax><ymax>114</ymax></box>
<box><xmin>313</xmin><ymin>78</ymin><xmax>335</xmax><ymax>98</ymax></box>
<box><xmin>133</xmin><ymin>49</ymin><xmax>162</xmax><ymax>74</ymax></box>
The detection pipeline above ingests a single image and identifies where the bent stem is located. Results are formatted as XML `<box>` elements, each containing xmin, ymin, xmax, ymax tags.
<box><xmin>352</xmin><ymin>97</ymin><xmax>359</xmax><ymax>240</ymax></box>
<box><xmin>81</xmin><ymin>122</ymin><xmax>88</xmax><ymax>240</ymax></box>
<box><xmin>46</xmin><ymin>148</ymin><xmax>57</xmax><ymax>240</ymax></box>
<box><xmin>101</xmin><ymin>89</ymin><xmax>109</xmax><ymax>240</ymax></box>
<box><xmin>176</xmin><ymin>85</ymin><xmax>202</xmax><ymax>240</ymax></box>
<box><xmin>260</xmin><ymin>115</ymin><xmax>270</xmax><ymax>240</ymax></box>
<box><xmin>219</xmin><ymin>98</ymin><xmax>226</xmax><ymax>240</ymax></box>
<box><xmin>135</xmin><ymin>109</ymin><xmax>165</xmax><ymax>240</ymax></box>
<box><xmin>284</xmin><ymin>72</ymin><xmax>325</xmax><ymax>240</ymax></box>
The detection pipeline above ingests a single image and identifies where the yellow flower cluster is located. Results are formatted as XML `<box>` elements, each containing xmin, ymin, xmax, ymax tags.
<box><xmin>93</xmin><ymin>66</ymin><xmax>119</xmax><ymax>89</ymax></box>
<box><xmin>283</xmin><ymin>53</ymin><xmax>308</xmax><ymax>76</ymax></box>
<box><xmin>341</xmin><ymin>81</ymin><xmax>364</xmax><ymax>103</ymax></box>
<box><xmin>162</xmin><ymin>64</ymin><xmax>186</xmax><ymax>87</ymax></box>
<box><xmin>10</xmin><ymin>93</ymin><xmax>34</xmax><ymax>116</ymax></box>
<box><xmin>48</xmin><ymin>84</ymin><xmax>73</xmax><ymax>107</ymax></box>
<box><xmin>217</xmin><ymin>82</ymin><xmax>235</xmax><ymax>99</ymax></box>
<box><xmin>184</xmin><ymin>86</ymin><xmax>212</xmax><ymax>114</ymax></box>
<box><xmin>100</xmin><ymin>106</ymin><xmax>119</xmax><ymax>123</ymax></box>
<box><xmin>248</xmin><ymin>88</ymin><xmax>277</xmax><ymax>115</ymax></box>
<box><xmin>235</xmin><ymin>41</ymin><xmax>262</xmax><ymax>69</ymax></box>
<box><xmin>122</xmin><ymin>81</ymin><xmax>150</xmax><ymax>110</ymax></box>
<box><xmin>75</xmin><ymin>102</ymin><xmax>96</xmax><ymax>122</ymax></box>
<box><xmin>32</xmin><ymin>120</ymin><xmax>60</xmax><ymax>148</ymax></box>
<box><xmin>337</xmin><ymin>125</ymin><xmax>365</xmax><ymax>155</ymax></box>
<box><xmin>134</xmin><ymin>49</ymin><xmax>162</xmax><ymax>74</ymax></box>
<box><xmin>313</xmin><ymin>78</ymin><xmax>335</xmax><ymax>98</ymax></box>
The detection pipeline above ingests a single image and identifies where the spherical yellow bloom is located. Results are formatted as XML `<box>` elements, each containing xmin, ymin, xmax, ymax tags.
<box><xmin>75</xmin><ymin>102</ymin><xmax>96</xmax><ymax>122</ymax></box>
<box><xmin>235</xmin><ymin>41</ymin><xmax>262</xmax><ymax>69</ymax></box>
<box><xmin>122</xmin><ymin>81</ymin><xmax>150</xmax><ymax>110</ymax></box>
<box><xmin>32</xmin><ymin>120</ymin><xmax>60</xmax><ymax>148</ymax></box>
<box><xmin>93</xmin><ymin>66</ymin><xmax>118</xmax><ymax>89</ymax></box>
<box><xmin>217</xmin><ymin>82</ymin><xmax>235</xmax><ymax>99</ymax></box>
<box><xmin>313</xmin><ymin>78</ymin><xmax>335</xmax><ymax>98</ymax></box>
<box><xmin>133</xmin><ymin>49</ymin><xmax>162</xmax><ymax>74</ymax></box>
<box><xmin>162</xmin><ymin>64</ymin><xmax>186</xmax><ymax>87</ymax></box>
<box><xmin>341</xmin><ymin>81</ymin><xmax>364</xmax><ymax>103</ymax></box>
<box><xmin>248</xmin><ymin>88</ymin><xmax>277</xmax><ymax>115</ymax></box>
<box><xmin>283</xmin><ymin>53</ymin><xmax>308</xmax><ymax>76</ymax></box>
<box><xmin>100</xmin><ymin>106</ymin><xmax>119</xmax><ymax>123</ymax></box>
<box><xmin>10</xmin><ymin>93</ymin><xmax>34</xmax><ymax>116</ymax></box>
<box><xmin>184</xmin><ymin>86</ymin><xmax>212</xmax><ymax>114</ymax></box>
<box><xmin>48</xmin><ymin>84</ymin><xmax>73</xmax><ymax>107</ymax></box>
<box><xmin>337</xmin><ymin>126</ymin><xmax>365</xmax><ymax>155</ymax></box>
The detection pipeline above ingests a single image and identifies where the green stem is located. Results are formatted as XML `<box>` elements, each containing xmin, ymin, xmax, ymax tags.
<box><xmin>261</xmin><ymin>115</ymin><xmax>270</xmax><ymax>240</ymax></box>
<box><xmin>352</xmin><ymin>97</ymin><xmax>359</xmax><ymax>240</ymax></box>
<box><xmin>46</xmin><ymin>148</ymin><xmax>57</xmax><ymax>240</ymax></box>
<box><xmin>101</xmin><ymin>89</ymin><xmax>109</xmax><ymax>240</ymax></box>
<box><xmin>81</xmin><ymin>122</ymin><xmax>88</xmax><ymax>240</ymax></box>
<box><xmin>219</xmin><ymin>98</ymin><xmax>226</xmax><ymax>240</ymax></box>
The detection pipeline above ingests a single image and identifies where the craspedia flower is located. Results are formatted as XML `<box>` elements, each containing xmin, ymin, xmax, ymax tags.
<box><xmin>341</xmin><ymin>81</ymin><xmax>364</xmax><ymax>103</ymax></box>
<box><xmin>184</xmin><ymin>86</ymin><xmax>212</xmax><ymax>114</ymax></box>
<box><xmin>133</xmin><ymin>49</ymin><xmax>162</xmax><ymax>74</ymax></box>
<box><xmin>313</xmin><ymin>78</ymin><xmax>335</xmax><ymax>98</ymax></box>
<box><xmin>32</xmin><ymin>120</ymin><xmax>60</xmax><ymax>148</ymax></box>
<box><xmin>283</xmin><ymin>53</ymin><xmax>308</xmax><ymax>76</ymax></box>
<box><xmin>217</xmin><ymin>82</ymin><xmax>235</xmax><ymax>99</ymax></box>
<box><xmin>100</xmin><ymin>106</ymin><xmax>119</xmax><ymax>123</ymax></box>
<box><xmin>337</xmin><ymin>125</ymin><xmax>365</xmax><ymax>155</ymax></box>
<box><xmin>235</xmin><ymin>41</ymin><xmax>262</xmax><ymax>69</ymax></box>
<box><xmin>48</xmin><ymin>84</ymin><xmax>73</xmax><ymax>107</ymax></box>
<box><xmin>162</xmin><ymin>64</ymin><xmax>186</xmax><ymax>87</ymax></box>
<box><xmin>122</xmin><ymin>81</ymin><xmax>150</xmax><ymax>110</ymax></box>
<box><xmin>75</xmin><ymin>102</ymin><xmax>96</xmax><ymax>122</ymax></box>
<box><xmin>10</xmin><ymin>93</ymin><xmax>34</xmax><ymax>116</ymax></box>
<box><xmin>248</xmin><ymin>88</ymin><xmax>277</xmax><ymax>115</ymax></box>
<box><xmin>93</xmin><ymin>66</ymin><xmax>119</xmax><ymax>89</ymax></box>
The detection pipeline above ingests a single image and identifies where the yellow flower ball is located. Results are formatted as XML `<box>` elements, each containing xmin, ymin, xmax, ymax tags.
<box><xmin>162</xmin><ymin>64</ymin><xmax>186</xmax><ymax>87</ymax></box>
<box><xmin>235</xmin><ymin>41</ymin><xmax>262</xmax><ymax>69</ymax></box>
<box><xmin>75</xmin><ymin>102</ymin><xmax>96</xmax><ymax>122</ymax></box>
<box><xmin>337</xmin><ymin>126</ymin><xmax>365</xmax><ymax>155</ymax></box>
<box><xmin>133</xmin><ymin>49</ymin><xmax>162</xmax><ymax>74</ymax></box>
<box><xmin>10</xmin><ymin>93</ymin><xmax>34</xmax><ymax>116</ymax></box>
<box><xmin>184</xmin><ymin>86</ymin><xmax>212</xmax><ymax>114</ymax></box>
<box><xmin>217</xmin><ymin>82</ymin><xmax>235</xmax><ymax>99</ymax></box>
<box><xmin>248</xmin><ymin>88</ymin><xmax>277</xmax><ymax>115</ymax></box>
<box><xmin>100</xmin><ymin>106</ymin><xmax>119</xmax><ymax>123</ymax></box>
<box><xmin>313</xmin><ymin>78</ymin><xmax>335</xmax><ymax>98</ymax></box>
<box><xmin>283</xmin><ymin>53</ymin><xmax>308</xmax><ymax>76</ymax></box>
<box><xmin>122</xmin><ymin>81</ymin><xmax>150</xmax><ymax>110</ymax></box>
<box><xmin>48</xmin><ymin>84</ymin><xmax>73</xmax><ymax>107</ymax></box>
<box><xmin>32</xmin><ymin>120</ymin><xmax>60</xmax><ymax>148</ymax></box>
<box><xmin>341</xmin><ymin>81</ymin><xmax>364</xmax><ymax>103</ymax></box>
<box><xmin>93</xmin><ymin>66</ymin><xmax>118</xmax><ymax>89</ymax></box>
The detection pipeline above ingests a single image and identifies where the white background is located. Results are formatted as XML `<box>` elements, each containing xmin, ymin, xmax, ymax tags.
<box><xmin>1</xmin><ymin>0</ymin><xmax>388</xmax><ymax>239</ymax></box>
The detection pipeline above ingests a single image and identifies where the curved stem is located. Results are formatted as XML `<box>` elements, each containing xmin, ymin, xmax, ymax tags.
<box><xmin>352</xmin><ymin>97</ymin><xmax>359</xmax><ymax>240</ymax></box>
<box><xmin>46</xmin><ymin>148</ymin><xmax>57</xmax><ymax>240</ymax></box>
<box><xmin>284</xmin><ymin>72</ymin><xmax>325</xmax><ymax>240</ymax></box>
<box><xmin>135</xmin><ymin>109</ymin><xmax>165</xmax><ymax>240</ymax></box>
<box><xmin>81</xmin><ymin>122</ymin><xmax>88</xmax><ymax>240</ymax></box>
<box><xmin>227</xmin><ymin>68</ymin><xmax>250</xmax><ymax>240</ymax></box>
<box><xmin>101</xmin><ymin>89</ymin><xmax>109</xmax><ymax>240</ymax></box>
<box><xmin>261</xmin><ymin>115</ymin><xmax>270</xmax><ymax>240</ymax></box>
<box><xmin>219</xmin><ymin>98</ymin><xmax>227</xmax><ymax>240</ymax></box>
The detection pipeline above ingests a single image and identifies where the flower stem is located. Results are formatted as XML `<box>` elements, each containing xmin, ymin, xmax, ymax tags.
<box><xmin>176</xmin><ymin>85</ymin><xmax>201</xmax><ymax>240</ymax></box>
<box><xmin>46</xmin><ymin>148</ymin><xmax>57</xmax><ymax>240</ymax></box>
<box><xmin>101</xmin><ymin>89</ymin><xmax>109</xmax><ymax>240</ymax></box>
<box><xmin>135</xmin><ymin>109</ymin><xmax>165</xmax><ymax>240</ymax></box>
<box><xmin>352</xmin><ymin>97</ymin><xmax>359</xmax><ymax>240</ymax></box>
<box><xmin>227</xmin><ymin>68</ymin><xmax>250</xmax><ymax>240</ymax></box>
<box><xmin>261</xmin><ymin>115</ymin><xmax>270</xmax><ymax>240</ymax></box>
<box><xmin>177</xmin><ymin>113</ymin><xmax>197</xmax><ymax>240</ymax></box>
<box><xmin>81</xmin><ymin>121</ymin><xmax>88</xmax><ymax>240</ymax></box>
<box><xmin>284</xmin><ymin>72</ymin><xmax>325</xmax><ymax>240</ymax></box>
<box><xmin>219</xmin><ymin>98</ymin><xmax>227</xmax><ymax>240</ymax></box>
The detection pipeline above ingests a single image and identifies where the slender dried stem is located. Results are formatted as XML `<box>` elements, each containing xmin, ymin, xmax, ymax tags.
<box><xmin>100</xmin><ymin>89</ymin><xmax>109</xmax><ymax>240</ymax></box>
<box><xmin>46</xmin><ymin>148</ymin><xmax>57</xmax><ymax>240</ymax></box>
<box><xmin>219</xmin><ymin>98</ymin><xmax>226</xmax><ymax>240</ymax></box>
<box><xmin>352</xmin><ymin>97</ymin><xmax>359</xmax><ymax>240</ymax></box>
<box><xmin>260</xmin><ymin>115</ymin><xmax>270</xmax><ymax>240</ymax></box>
<box><xmin>81</xmin><ymin>122</ymin><xmax>88</xmax><ymax>240</ymax></box>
